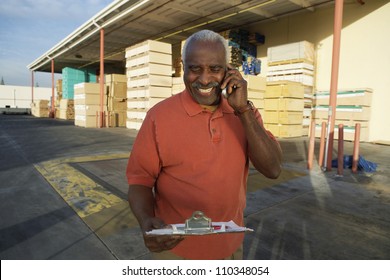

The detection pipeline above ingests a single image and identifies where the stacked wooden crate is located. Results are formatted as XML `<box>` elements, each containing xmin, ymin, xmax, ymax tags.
<box><xmin>31</xmin><ymin>100</ymin><xmax>49</xmax><ymax>117</ymax></box>
<box><xmin>105</xmin><ymin>74</ymin><xmax>127</xmax><ymax>127</ymax></box>
<box><xmin>266</xmin><ymin>41</ymin><xmax>316</xmax><ymax>136</ymax></box>
<box><xmin>74</xmin><ymin>83</ymin><xmax>106</xmax><ymax>128</ymax></box>
<box><xmin>312</xmin><ymin>88</ymin><xmax>372</xmax><ymax>141</ymax></box>
<box><xmin>263</xmin><ymin>81</ymin><xmax>305</xmax><ymax>138</ymax></box>
<box><xmin>243</xmin><ymin>74</ymin><xmax>266</xmax><ymax>115</ymax></box>
<box><xmin>172</xmin><ymin>77</ymin><xmax>185</xmax><ymax>95</ymax></box>
<box><xmin>55</xmin><ymin>79</ymin><xmax>62</xmax><ymax>118</ymax></box>
<box><xmin>266</xmin><ymin>41</ymin><xmax>315</xmax><ymax>85</ymax></box>
<box><xmin>125</xmin><ymin>40</ymin><xmax>172</xmax><ymax>130</ymax></box>
<box><xmin>59</xmin><ymin>99</ymin><xmax>75</xmax><ymax>120</ymax></box>
<box><xmin>56</xmin><ymin>79</ymin><xmax>75</xmax><ymax>120</ymax></box>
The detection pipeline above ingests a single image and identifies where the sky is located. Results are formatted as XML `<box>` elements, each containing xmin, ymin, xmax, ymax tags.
<box><xmin>0</xmin><ymin>0</ymin><xmax>114</xmax><ymax>87</ymax></box>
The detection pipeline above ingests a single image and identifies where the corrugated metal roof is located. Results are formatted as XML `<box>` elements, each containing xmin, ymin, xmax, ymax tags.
<box><xmin>27</xmin><ymin>0</ymin><xmax>335</xmax><ymax>73</ymax></box>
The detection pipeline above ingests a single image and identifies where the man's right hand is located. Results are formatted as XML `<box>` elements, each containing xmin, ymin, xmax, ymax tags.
<box><xmin>141</xmin><ymin>217</ymin><xmax>184</xmax><ymax>252</ymax></box>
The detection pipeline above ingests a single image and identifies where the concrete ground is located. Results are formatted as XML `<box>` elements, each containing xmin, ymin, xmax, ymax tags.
<box><xmin>0</xmin><ymin>114</ymin><xmax>389</xmax><ymax>260</ymax></box>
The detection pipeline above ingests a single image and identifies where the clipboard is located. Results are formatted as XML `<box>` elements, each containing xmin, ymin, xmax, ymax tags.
<box><xmin>145</xmin><ymin>211</ymin><xmax>253</xmax><ymax>236</ymax></box>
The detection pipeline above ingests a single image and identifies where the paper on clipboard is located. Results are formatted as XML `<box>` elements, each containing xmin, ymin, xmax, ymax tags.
<box><xmin>145</xmin><ymin>211</ymin><xmax>253</xmax><ymax>236</ymax></box>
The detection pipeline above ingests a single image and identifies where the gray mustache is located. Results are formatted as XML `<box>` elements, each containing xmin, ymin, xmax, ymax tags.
<box><xmin>191</xmin><ymin>82</ymin><xmax>220</xmax><ymax>89</ymax></box>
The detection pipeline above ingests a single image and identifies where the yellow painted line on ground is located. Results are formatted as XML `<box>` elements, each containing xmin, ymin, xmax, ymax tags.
<box><xmin>34</xmin><ymin>153</ymin><xmax>129</xmax><ymax>218</ymax></box>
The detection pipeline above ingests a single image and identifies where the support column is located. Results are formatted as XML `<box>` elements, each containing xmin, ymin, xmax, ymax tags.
<box><xmin>326</xmin><ymin>0</ymin><xmax>344</xmax><ymax>170</ymax></box>
<box><xmin>31</xmin><ymin>71</ymin><xmax>34</xmax><ymax>103</ymax></box>
<box><xmin>50</xmin><ymin>59</ymin><xmax>55</xmax><ymax>118</ymax></box>
<box><xmin>99</xmin><ymin>28</ymin><xmax>105</xmax><ymax>128</ymax></box>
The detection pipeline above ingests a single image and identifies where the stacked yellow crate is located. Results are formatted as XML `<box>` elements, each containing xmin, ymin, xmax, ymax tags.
<box><xmin>263</xmin><ymin>81</ymin><xmax>305</xmax><ymax>138</ymax></box>
<box><xmin>312</xmin><ymin>88</ymin><xmax>372</xmax><ymax>141</ymax></box>
<box><xmin>105</xmin><ymin>74</ymin><xmax>127</xmax><ymax>127</ymax></box>
<box><xmin>172</xmin><ymin>77</ymin><xmax>185</xmax><ymax>95</ymax></box>
<box><xmin>125</xmin><ymin>40</ymin><xmax>172</xmax><ymax>130</ymax></box>
<box><xmin>31</xmin><ymin>100</ymin><xmax>49</xmax><ymax>117</ymax></box>
<box><xmin>243</xmin><ymin>74</ymin><xmax>266</xmax><ymax>115</ymax></box>
<box><xmin>266</xmin><ymin>41</ymin><xmax>315</xmax><ymax>136</ymax></box>
<box><xmin>74</xmin><ymin>83</ymin><xmax>107</xmax><ymax>128</ymax></box>
<box><xmin>55</xmin><ymin>79</ymin><xmax>62</xmax><ymax>118</ymax></box>
<box><xmin>59</xmin><ymin>99</ymin><xmax>74</xmax><ymax>120</ymax></box>
<box><xmin>56</xmin><ymin>79</ymin><xmax>75</xmax><ymax>120</ymax></box>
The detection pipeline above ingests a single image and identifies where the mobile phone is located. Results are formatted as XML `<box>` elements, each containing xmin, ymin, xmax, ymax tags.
<box><xmin>222</xmin><ymin>88</ymin><xmax>228</xmax><ymax>98</ymax></box>
<box><xmin>221</xmin><ymin>67</ymin><xmax>229</xmax><ymax>98</ymax></box>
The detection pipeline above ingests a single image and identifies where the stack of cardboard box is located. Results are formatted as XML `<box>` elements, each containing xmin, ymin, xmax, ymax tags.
<box><xmin>105</xmin><ymin>74</ymin><xmax>127</xmax><ymax>127</ymax></box>
<box><xmin>243</xmin><ymin>74</ymin><xmax>266</xmax><ymax>115</ymax></box>
<box><xmin>312</xmin><ymin>88</ymin><xmax>372</xmax><ymax>141</ymax></box>
<box><xmin>263</xmin><ymin>81</ymin><xmax>305</xmax><ymax>138</ymax></box>
<box><xmin>266</xmin><ymin>41</ymin><xmax>316</xmax><ymax>136</ymax></box>
<box><xmin>74</xmin><ymin>83</ymin><xmax>106</xmax><ymax>128</ymax></box>
<box><xmin>125</xmin><ymin>40</ymin><xmax>172</xmax><ymax>130</ymax></box>
<box><xmin>56</xmin><ymin>79</ymin><xmax>75</xmax><ymax>120</ymax></box>
<box><xmin>31</xmin><ymin>100</ymin><xmax>49</xmax><ymax>118</ymax></box>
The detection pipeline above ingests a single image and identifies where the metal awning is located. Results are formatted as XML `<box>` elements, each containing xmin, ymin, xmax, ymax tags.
<box><xmin>27</xmin><ymin>0</ymin><xmax>335</xmax><ymax>73</ymax></box>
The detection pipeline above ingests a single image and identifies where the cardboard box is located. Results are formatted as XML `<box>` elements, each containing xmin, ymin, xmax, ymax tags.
<box><xmin>268</xmin><ymin>62</ymin><xmax>314</xmax><ymax>72</ymax></box>
<box><xmin>125</xmin><ymin>40</ymin><xmax>172</xmax><ymax>57</ymax></box>
<box><xmin>266</xmin><ymin>74</ymin><xmax>314</xmax><ymax>86</ymax></box>
<box><xmin>74</xmin><ymin>93</ymin><xmax>107</xmax><ymax>105</ymax></box>
<box><xmin>264</xmin><ymin>98</ymin><xmax>304</xmax><ymax>111</ymax></box>
<box><xmin>127</xmin><ymin>86</ymin><xmax>172</xmax><ymax>99</ymax></box>
<box><xmin>107</xmin><ymin>111</ymin><xmax>126</xmax><ymax>127</ymax></box>
<box><xmin>267</xmin><ymin>41</ymin><xmax>315</xmax><ymax>63</ymax></box>
<box><xmin>108</xmin><ymin>97</ymin><xmax>127</xmax><ymax>111</ymax></box>
<box><xmin>127</xmin><ymin>97</ymin><xmax>165</xmax><ymax>109</ymax></box>
<box><xmin>251</xmin><ymin>98</ymin><xmax>264</xmax><ymax>109</ymax></box>
<box><xmin>75</xmin><ymin>115</ymin><xmax>97</xmax><ymax>128</ymax></box>
<box><xmin>126</xmin><ymin>52</ymin><xmax>172</xmax><ymax>68</ymax></box>
<box><xmin>126</xmin><ymin>109</ymin><xmax>147</xmax><ymax>120</ymax></box>
<box><xmin>265</xmin><ymin>81</ymin><xmax>305</xmax><ymax>98</ymax></box>
<box><xmin>265</xmin><ymin>123</ymin><xmax>302</xmax><ymax>138</ymax></box>
<box><xmin>127</xmin><ymin>75</ymin><xmax>172</xmax><ymax>88</ymax></box>
<box><xmin>243</xmin><ymin>74</ymin><xmax>267</xmax><ymax>91</ymax></box>
<box><xmin>74</xmin><ymin>104</ymin><xmax>107</xmax><ymax>116</ymax></box>
<box><xmin>58</xmin><ymin>109</ymin><xmax>74</xmax><ymax>120</ymax></box>
<box><xmin>127</xmin><ymin>63</ymin><xmax>172</xmax><ymax>78</ymax></box>
<box><xmin>106</xmin><ymin>82</ymin><xmax>127</xmax><ymax>98</ymax></box>
<box><xmin>105</xmin><ymin>74</ymin><xmax>127</xmax><ymax>83</ymax></box>
<box><xmin>312</xmin><ymin>105</ymin><xmax>371</xmax><ymax>121</ymax></box>
<box><xmin>314</xmin><ymin>89</ymin><xmax>372</xmax><ymax>106</ymax></box>
<box><xmin>74</xmin><ymin>82</ymin><xmax>100</xmax><ymax>94</ymax></box>
<box><xmin>126</xmin><ymin>119</ymin><xmax>143</xmax><ymax>130</ymax></box>
<box><xmin>127</xmin><ymin>109</ymin><xmax>147</xmax><ymax>120</ymax></box>
<box><xmin>248</xmin><ymin>89</ymin><xmax>265</xmax><ymax>99</ymax></box>
<box><xmin>264</xmin><ymin>111</ymin><xmax>303</xmax><ymax>124</ymax></box>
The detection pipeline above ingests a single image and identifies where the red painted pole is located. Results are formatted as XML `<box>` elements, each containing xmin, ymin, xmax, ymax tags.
<box><xmin>337</xmin><ymin>124</ymin><xmax>344</xmax><ymax>176</ymax></box>
<box><xmin>99</xmin><ymin>28</ymin><xmax>105</xmax><ymax>128</ymax></box>
<box><xmin>326</xmin><ymin>0</ymin><xmax>344</xmax><ymax>170</ymax></box>
<box><xmin>50</xmin><ymin>59</ymin><xmax>55</xmax><ymax>118</ymax></box>
<box><xmin>319</xmin><ymin>121</ymin><xmax>326</xmax><ymax>167</ymax></box>
<box><xmin>352</xmin><ymin>123</ymin><xmax>361</xmax><ymax>173</ymax></box>
<box><xmin>31</xmin><ymin>71</ymin><xmax>34</xmax><ymax>104</ymax></box>
<box><xmin>307</xmin><ymin>119</ymin><xmax>316</xmax><ymax>170</ymax></box>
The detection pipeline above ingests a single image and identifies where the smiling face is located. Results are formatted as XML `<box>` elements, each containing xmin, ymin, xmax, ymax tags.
<box><xmin>183</xmin><ymin>40</ymin><xmax>227</xmax><ymax>106</ymax></box>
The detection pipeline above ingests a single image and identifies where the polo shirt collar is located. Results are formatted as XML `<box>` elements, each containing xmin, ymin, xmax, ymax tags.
<box><xmin>181</xmin><ymin>89</ymin><xmax>234</xmax><ymax>117</ymax></box>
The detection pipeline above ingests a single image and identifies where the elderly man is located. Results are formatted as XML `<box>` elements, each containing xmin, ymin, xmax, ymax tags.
<box><xmin>126</xmin><ymin>29</ymin><xmax>282</xmax><ymax>260</ymax></box>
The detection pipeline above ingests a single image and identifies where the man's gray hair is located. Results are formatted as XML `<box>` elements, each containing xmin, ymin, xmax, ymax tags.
<box><xmin>182</xmin><ymin>30</ymin><xmax>229</xmax><ymax>64</ymax></box>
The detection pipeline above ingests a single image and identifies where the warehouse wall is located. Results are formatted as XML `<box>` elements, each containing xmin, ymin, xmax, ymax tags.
<box><xmin>249</xmin><ymin>0</ymin><xmax>390</xmax><ymax>142</ymax></box>
<box><xmin>0</xmin><ymin>85</ymin><xmax>54</xmax><ymax>108</ymax></box>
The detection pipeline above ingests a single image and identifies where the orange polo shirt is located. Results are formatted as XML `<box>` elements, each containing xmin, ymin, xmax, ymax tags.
<box><xmin>127</xmin><ymin>89</ymin><xmax>267</xmax><ymax>259</ymax></box>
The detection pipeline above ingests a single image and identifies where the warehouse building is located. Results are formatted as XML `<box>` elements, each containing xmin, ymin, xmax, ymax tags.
<box><xmin>27</xmin><ymin>0</ymin><xmax>390</xmax><ymax>143</ymax></box>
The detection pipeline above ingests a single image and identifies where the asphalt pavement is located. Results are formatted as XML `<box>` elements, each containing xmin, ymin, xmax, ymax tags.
<box><xmin>1</xmin><ymin>114</ymin><xmax>389</xmax><ymax>260</ymax></box>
